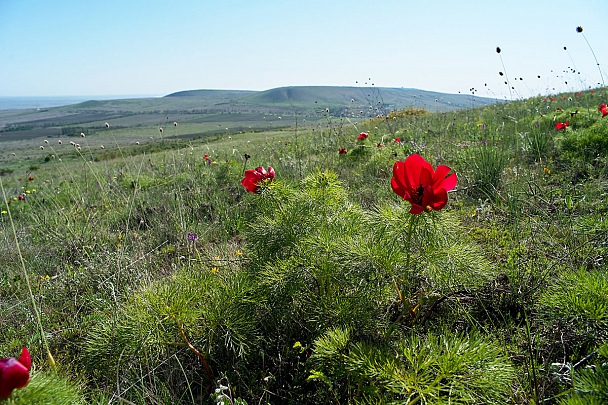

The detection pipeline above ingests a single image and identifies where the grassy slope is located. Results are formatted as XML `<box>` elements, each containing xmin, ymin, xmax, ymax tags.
<box><xmin>1</xmin><ymin>88</ymin><xmax>607</xmax><ymax>404</ymax></box>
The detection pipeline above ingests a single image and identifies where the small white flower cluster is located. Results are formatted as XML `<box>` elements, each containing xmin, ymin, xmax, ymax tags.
<box><xmin>213</xmin><ymin>384</ymin><xmax>230</xmax><ymax>405</ymax></box>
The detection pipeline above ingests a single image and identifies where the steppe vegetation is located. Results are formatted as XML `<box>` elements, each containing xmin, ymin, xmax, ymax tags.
<box><xmin>1</xmin><ymin>81</ymin><xmax>607</xmax><ymax>404</ymax></box>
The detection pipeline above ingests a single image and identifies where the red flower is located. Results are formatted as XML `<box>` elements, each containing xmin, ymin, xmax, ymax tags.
<box><xmin>395</xmin><ymin>137</ymin><xmax>401</xmax><ymax>143</ymax></box>
<box><xmin>27</xmin><ymin>177</ymin><xmax>34</xmax><ymax>181</ymax></box>
<box><xmin>555</xmin><ymin>121</ymin><xmax>569</xmax><ymax>130</ymax></box>
<box><xmin>357</xmin><ymin>132</ymin><xmax>369</xmax><ymax>140</ymax></box>
<box><xmin>391</xmin><ymin>154</ymin><xmax>457</xmax><ymax>214</ymax></box>
<box><xmin>241</xmin><ymin>166</ymin><xmax>275</xmax><ymax>193</ymax></box>
<box><xmin>590</xmin><ymin>90</ymin><xmax>595</xmax><ymax>94</ymax></box>
<box><xmin>18</xmin><ymin>195</ymin><xmax>25</xmax><ymax>201</ymax></box>
<box><xmin>338</xmin><ymin>148</ymin><xmax>347</xmax><ymax>154</ymax></box>
<box><xmin>550</xmin><ymin>97</ymin><xmax>556</xmax><ymax>102</ymax></box>
<box><xmin>599</xmin><ymin>104</ymin><xmax>608</xmax><ymax>117</ymax></box>
<box><xmin>0</xmin><ymin>347</ymin><xmax>31</xmax><ymax>399</ymax></box>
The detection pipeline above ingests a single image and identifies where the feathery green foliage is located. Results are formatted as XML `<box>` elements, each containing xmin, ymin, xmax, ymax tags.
<box><xmin>309</xmin><ymin>327</ymin><xmax>515</xmax><ymax>404</ymax></box>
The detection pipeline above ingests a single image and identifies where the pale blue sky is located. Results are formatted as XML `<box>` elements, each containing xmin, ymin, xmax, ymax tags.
<box><xmin>1</xmin><ymin>0</ymin><xmax>606</xmax><ymax>98</ymax></box>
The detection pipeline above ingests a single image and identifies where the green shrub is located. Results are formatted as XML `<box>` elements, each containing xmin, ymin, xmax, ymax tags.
<box><xmin>6</xmin><ymin>371</ymin><xmax>86</xmax><ymax>405</ymax></box>
<box><xmin>309</xmin><ymin>327</ymin><xmax>516</xmax><ymax>404</ymax></box>
<box><xmin>560</xmin><ymin>117</ymin><xmax>608</xmax><ymax>160</ymax></box>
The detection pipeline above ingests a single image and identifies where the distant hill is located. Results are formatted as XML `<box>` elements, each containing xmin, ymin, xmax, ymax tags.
<box><xmin>165</xmin><ymin>89</ymin><xmax>255</xmax><ymax>99</ymax></box>
<box><xmin>0</xmin><ymin>86</ymin><xmax>500</xmax><ymax>139</ymax></box>
<box><xmin>165</xmin><ymin>86</ymin><xmax>497</xmax><ymax>112</ymax></box>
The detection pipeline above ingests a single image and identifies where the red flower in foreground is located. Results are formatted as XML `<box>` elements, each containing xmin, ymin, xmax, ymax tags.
<box><xmin>599</xmin><ymin>104</ymin><xmax>608</xmax><ymax>117</ymax></box>
<box><xmin>241</xmin><ymin>166</ymin><xmax>275</xmax><ymax>193</ymax></box>
<box><xmin>395</xmin><ymin>137</ymin><xmax>401</xmax><ymax>143</ymax></box>
<box><xmin>555</xmin><ymin>121</ymin><xmax>569</xmax><ymax>130</ymax></box>
<box><xmin>0</xmin><ymin>347</ymin><xmax>31</xmax><ymax>399</ymax></box>
<box><xmin>357</xmin><ymin>132</ymin><xmax>369</xmax><ymax>140</ymax></box>
<box><xmin>338</xmin><ymin>148</ymin><xmax>347</xmax><ymax>154</ymax></box>
<box><xmin>27</xmin><ymin>177</ymin><xmax>34</xmax><ymax>181</ymax></box>
<box><xmin>391</xmin><ymin>154</ymin><xmax>457</xmax><ymax>214</ymax></box>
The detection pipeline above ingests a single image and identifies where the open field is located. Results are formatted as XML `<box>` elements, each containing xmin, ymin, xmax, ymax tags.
<box><xmin>1</xmin><ymin>87</ymin><xmax>607</xmax><ymax>404</ymax></box>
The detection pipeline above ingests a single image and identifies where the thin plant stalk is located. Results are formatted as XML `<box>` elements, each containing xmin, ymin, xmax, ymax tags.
<box><xmin>0</xmin><ymin>176</ymin><xmax>56</xmax><ymax>369</ymax></box>
<box><xmin>578</xmin><ymin>27</ymin><xmax>605</xmax><ymax>87</ymax></box>
<box><xmin>496</xmin><ymin>47</ymin><xmax>513</xmax><ymax>101</ymax></box>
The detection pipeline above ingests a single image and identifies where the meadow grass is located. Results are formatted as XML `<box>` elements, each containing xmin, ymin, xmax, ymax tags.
<box><xmin>1</xmin><ymin>87</ymin><xmax>607</xmax><ymax>404</ymax></box>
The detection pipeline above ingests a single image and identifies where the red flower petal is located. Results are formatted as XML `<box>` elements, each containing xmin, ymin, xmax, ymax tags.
<box><xmin>19</xmin><ymin>348</ymin><xmax>30</xmax><ymax>371</ymax></box>
<box><xmin>391</xmin><ymin>161</ymin><xmax>407</xmax><ymax>195</ymax></box>
<box><xmin>433</xmin><ymin>165</ymin><xmax>458</xmax><ymax>192</ymax></box>
<box><xmin>0</xmin><ymin>357</ymin><xmax>30</xmax><ymax>399</ymax></box>
<box><xmin>390</xmin><ymin>176</ymin><xmax>407</xmax><ymax>199</ymax></box>
<box><xmin>267</xmin><ymin>167</ymin><xmax>275</xmax><ymax>180</ymax></box>
<box><xmin>404</xmin><ymin>154</ymin><xmax>433</xmax><ymax>189</ymax></box>
<box><xmin>409</xmin><ymin>203</ymin><xmax>425</xmax><ymax>215</ymax></box>
<box><xmin>430</xmin><ymin>188</ymin><xmax>449</xmax><ymax>211</ymax></box>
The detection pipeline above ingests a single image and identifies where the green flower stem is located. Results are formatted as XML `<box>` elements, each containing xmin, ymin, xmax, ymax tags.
<box><xmin>404</xmin><ymin>213</ymin><xmax>419</xmax><ymax>271</ymax></box>
<box><xmin>393</xmin><ymin>213</ymin><xmax>421</xmax><ymax>323</ymax></box>
<box><xmin>171</xmin><ymin>313</ymin><xmax>213</xmax><ymax>387</ymax></box>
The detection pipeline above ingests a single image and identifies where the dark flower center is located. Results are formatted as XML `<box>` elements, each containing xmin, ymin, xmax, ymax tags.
<box><xmin>412</xmin><ymin>184</ymin><xmax>425</xmax><ymax>205</ymax></box>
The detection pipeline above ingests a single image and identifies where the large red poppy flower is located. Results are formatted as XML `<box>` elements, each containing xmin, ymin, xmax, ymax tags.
<box><xmin>555</xmin><ymin>120</ymin><xmax>569</xmax><ymax>130</ymax></box>
<box><xmin>391</xmin><ymin>154</ymin><xmax>457</xmax><ymax>214</ymax></box>
<box><xmin>599</xmin><ymin>104</ymin><xmax>607</xmax><ymax>117</ymax></box>
<box><xmin>0</xmin><ymin>347</ymin><xmax>31</xmax><ymax>399</ymax></box>
<box><xmin>357</xmin><ymin>132</ymin><xmax>369</xmax><ymax>140</ymax></box>
<box><xmin>241</xmin><ymin>166</ymin><xmax>275</xmax><ymax>193</ymax></box>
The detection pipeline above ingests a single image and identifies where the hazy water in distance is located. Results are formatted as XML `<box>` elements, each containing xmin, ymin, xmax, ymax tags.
<box><xmin>0</xmin><ymin>95</ymin><xmax>160</xmax><ymax>110</ymax></box>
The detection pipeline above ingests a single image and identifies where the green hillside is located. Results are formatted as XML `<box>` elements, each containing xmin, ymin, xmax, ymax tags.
<box><xmin>0</xmin><ymin>86</ymin><xmax>498</xmax><ymax>148</ymax></box>
<box><xmin>1</xmin><ymin>86</ymin><xmax>607</xmax><ymax>404</ymax></box>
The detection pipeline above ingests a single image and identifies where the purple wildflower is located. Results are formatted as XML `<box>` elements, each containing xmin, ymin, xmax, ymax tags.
<box><xmin>187</xmin><ymin>232</ymin><xmax>198</xmax><ymax>242</ymax></box>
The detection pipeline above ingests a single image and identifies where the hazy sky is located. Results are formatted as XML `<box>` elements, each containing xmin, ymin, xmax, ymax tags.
<box><xmin>1</xmin><ymin>0</ymin><xmax>607</xmax><ymax>98</ymax></box>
